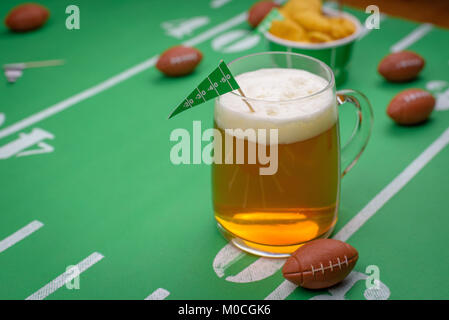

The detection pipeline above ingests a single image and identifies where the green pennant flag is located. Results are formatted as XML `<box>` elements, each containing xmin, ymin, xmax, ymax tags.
<box><xmin>168</xmin><ymin>60</ymin><xmax>239</xmax><ymax>119</ymax></box>
<box><xmin>256</xmin><ymin>8</ymin><xmax>284</xmax><ymax>34</ymax></box>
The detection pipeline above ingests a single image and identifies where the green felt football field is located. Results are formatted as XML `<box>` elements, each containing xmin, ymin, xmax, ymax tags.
<box><xmin>1</xmin><ymin>0</ymin><xmax>449</xmax><ymax>300</ymax></box>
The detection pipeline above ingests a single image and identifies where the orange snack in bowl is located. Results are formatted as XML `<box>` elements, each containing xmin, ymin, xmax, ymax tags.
<box><xmin>329</xmin><ymin>17</ymin><xmax>356</xmax><ymax>39</ymax></box>
<box><xmin>281</xmin><ymin>0</ymin><xmax>321</xmax><ymax>18</ymax></box>
<box><xmin>308</xmin><ymin>31</ymin><xmax>333</xmax><ymax>43</ymax></box>
<box><xmin>270</xmin><ymin>19</ymin><xmax>308</xmax><ymax>42</ymax></box>
<box><xmin>292</xmin><ymin>11</ymin><xmax>331</xmax><ymax>33</ymax></box>
<box><xmin>339</xmin><ymin>17</ymin><xmax>356</xmax><ymax>35</ymax></box>
<box><xmin>270</xmin><ymin>0</ymin><xmax>357</xmax><ymax>44</ymax></box>
<box><xmin>329</xmin><ymin>17</ymin><xmax>347</xmax><ymax>39</ymax></box>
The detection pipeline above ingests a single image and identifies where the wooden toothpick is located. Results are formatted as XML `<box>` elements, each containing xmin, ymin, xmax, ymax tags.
<box><xmin>23</xmin><ymin>59</ymin><xmax>65</xmax><ymax>68</ymax></box>
<box><xmin>3</xmin><ymin>59</ymin><xmax>65</xmax><ymax>70</ymax></box>
<box><xmin>238</xmin><ymin>87</ymin><xmax>255</xmax><ymax>113</ymax></box>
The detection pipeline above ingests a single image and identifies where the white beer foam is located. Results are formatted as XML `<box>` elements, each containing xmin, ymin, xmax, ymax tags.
<box><xmin>215</xmin><ymin>68</ymin><xmax>337</xmax><ymax>144</ymax></box>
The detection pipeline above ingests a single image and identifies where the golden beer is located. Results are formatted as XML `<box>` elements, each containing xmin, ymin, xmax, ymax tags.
<box><xmin>212</xmin><ymin>52</ymin><xmax>373</xmax><ymax>257</ymax></box>
<box><xmin>213</xmin><ymin>124</ymin><xmax>339</xmax><ymax>254</ymax></box>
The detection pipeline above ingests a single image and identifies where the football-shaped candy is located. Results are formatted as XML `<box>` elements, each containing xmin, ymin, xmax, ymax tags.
<box><xmin>156</xmin><ymin>46</ymin><xmax>202</xmax><ymax>77</ymax></box>
<box><xmin>378</xmin><ymin>51</ymin><xmax>425</xmax><ymax>82</ymax></box>
<box><xmin>5</xmin><ymin>3</ymin><xmax>50</xmax><ymax>32</ymax></box>
<box><xmin>387</xmin><ymin>88</ymin><xmax>435</xmax><ymax>125</ymax></box>
<box><xmin>248</xmin><ymin>1</ymin><xmax>280</xmax><ymax>28</ymax></box>
<box><xmin>282</xmin><ymin>239</ymin><xmax>358</xmax><ymax>289</ymax></box>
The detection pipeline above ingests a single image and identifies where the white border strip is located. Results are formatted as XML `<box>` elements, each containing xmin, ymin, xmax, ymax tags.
<box><xmin>0</xmin><ymin>57</ymin><xmax>158</xmax><ymax>140</ymax></box>
<box><xmin>184</xmin><ymin>13</ymin><xmax>246</xmax><ymax>47</ymax></box>
<box><xmin>0</xmin><ymin>220</ymin><xmax>44</xmax><ymax>253</ymax></box>
<box><xmin>26</xmin><ymin>252</ymin><xmax>104</xmax><ymax>300</ymax></box>
<box><xmin>145</xmin><ymin>288</ymin><xmax>170</xmax><ymax>300</ymax></box>
<box><xmin>390</xmin><ymin>23</ymin><xmax>433</xmax><ymax>52</ymax></box>
<box><xmin>266</xmin><ymin>126</ymin><xmax>449</xmax><ymax>300</ymax></box>
<box><xmin>0</xmin><ymin>12</ymin><xmax>248</xmax><ymax>140</ymax></box>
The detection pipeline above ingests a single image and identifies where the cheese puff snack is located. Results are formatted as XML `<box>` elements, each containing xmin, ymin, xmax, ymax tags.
<box><xmin>270</xmin><ymin>19</ymin><xmax>308</xmax><ymax>42</ymax></box>
<box><xmin>308</xmin><ymin>31</ymin><xmax>333</xmax><ymax>43</ymax></box>
<box><xmin>339</xmin><ymin>17</ymin><xmax>356</xmax><ymax>36</ymax></box>
<box><xmin>329</xmin><ymin>17</ymin><xmax>356</xmax><ymax>39</ymax></box>
<box><xmin>280</xmin><ymin>0</ymin><xmax>321</xmax><ymax>18</ymax></box>
<box><xmin>270</xmin><ymin>0</ymin><xmax>357</xmax><ymax>43</ymax></box>
<box><xmin>291</xmin><ymin>11</ymin><xmax>331</xmax><ymax>33</ymax></box>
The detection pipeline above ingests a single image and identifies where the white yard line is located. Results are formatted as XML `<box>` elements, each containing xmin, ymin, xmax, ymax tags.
<box><xmin>184</xmin><ymin>13</ymin><xmax>246</xmax><ymax>47</ymax></box>
<box><xmin>0</xmin><ymin>220</ymin><xmax>44</xmax><ymax>253</ymax></box>
<box><xmin>266</xmin><ymin>126</ymin><xmax>449</xmax><ymax>300</ymax></box>
<box><xmin>390</xmin><ymin>23</ymin><xmax>433</xmax><ymax>52</ymax></box>
<box><xmin>145</xmin><ymin>288</ymin><xmax>170</xmax><ymax>300</ymax></box>
<box><xmin>334</xmin><ymin>126</ymin><xmax>449</xmax><ymax>241</ymax></box>
<box><xmin>0</xmin><ymin>57</ymin><xmax>158</xmax><ymax>140</ymax></box>
<box><xmin>0</xmin><ymin>12</ymin><xmax>248</xmax><ymax>140</ymax></box>
<box><xmin>26</xmin><ymin>252</ymin><xmax>104</xmax><ymax>300</ymax></box>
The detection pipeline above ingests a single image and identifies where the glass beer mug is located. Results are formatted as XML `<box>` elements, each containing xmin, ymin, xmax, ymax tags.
<box><xmin>212</xmin><ymin>52</ymin><xmax>373</xmax><ymax>257</ymax></box>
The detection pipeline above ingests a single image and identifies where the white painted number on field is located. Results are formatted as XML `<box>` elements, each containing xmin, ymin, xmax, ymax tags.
<box><xmin>225</xmin><ymin>258</ymin><xmax>285</xmax><ymax>283</ymax></box>
<box><xmin>162</xmin><ymin>17</ymin><xmax>210</xmax><ymax>39</ymax></box>
<box><xmin>212</xmin><ymin>29</ymin><xmax>260</xmax><ymax>53</ymax></box>
<box><xmin>0</xmin><ymin>128</ymin><xmax>54</xmax><ymax>159</ymax></box>
<box><xmin>213</xmin><ymin>243</ymin><xmax>245</xmax><ymax>278</ymax></box>
<box><xmin>213</xmin><ymin>243</ymin><xmax>283</xmax><ymax>283</ymax></box>
<box><xmin>65</xmin><ymin>5</ymin><xmax>80</xmax><ymax>30</ymax></box>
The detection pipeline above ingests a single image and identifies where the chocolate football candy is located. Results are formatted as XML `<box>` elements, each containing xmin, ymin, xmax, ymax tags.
<box><xmin>282</xmin><ymin>239</ymin><xmax>358</xmax><ymax>289</ymax></box>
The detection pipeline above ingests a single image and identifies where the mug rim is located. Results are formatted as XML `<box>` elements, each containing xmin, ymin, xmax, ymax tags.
<box><xmin>227</xmin><ymin>51</ymin><xmax>335</xmax><ymax>103</ymax></box>
<box><xmin>264</xmin><ymin>7</ymin><xmax>363</xmax><ymax>50</ymax></box>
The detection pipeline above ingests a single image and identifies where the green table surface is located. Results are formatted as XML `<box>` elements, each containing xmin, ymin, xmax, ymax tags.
<box><xmin>1</xmin><ymin>0</ymin><xmax>448</xmax><ymax>300</ymax></box>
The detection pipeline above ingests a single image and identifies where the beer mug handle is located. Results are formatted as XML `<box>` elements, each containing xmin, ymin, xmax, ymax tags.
<box><xmin>336</xmin><ymin>89</ymin><xmax>374</xmax><ymax>176</ymax></box>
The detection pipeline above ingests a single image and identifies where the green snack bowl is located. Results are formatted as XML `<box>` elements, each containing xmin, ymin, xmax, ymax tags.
<box><xmin>265</xmin><ymin>8</ymin><xmax>362</xmax><ymax>85</ymax></box>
